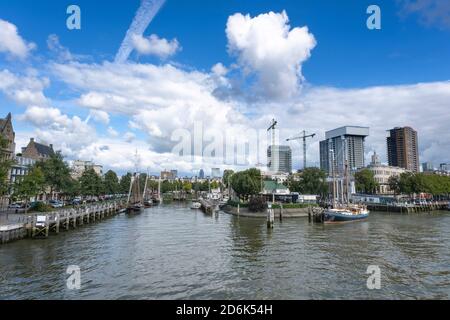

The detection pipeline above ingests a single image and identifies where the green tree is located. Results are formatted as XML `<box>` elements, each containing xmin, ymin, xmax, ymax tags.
<box><xmin>388</xmin><ymin>175</ymin><xmax>401</xmax><ymax>195</ymax></box>
<box><xmin>79</xmin><ymin>168</ymin><xmax>103</xmax><ymax>197</ymax></box>
<box><xmin>104</xmin><ymin>170</ymin><xmax>120</xmax><ymax>195</ymax></box>
<box><xmin>183</xmin><ymin>181</ymin><xmax>192</xmax><ymax>193</ymax></box>
<box><xmin>231</xmin><ymin>168</ymin><xmax>262</xmax><ymax>201</ymax></box>
<box><xmin>223</xmin><ymin>170</ymin><xmax>234</xmax><ymax>187</ymax></box>
<box><xmin>13</xmin><ymin>166</ymin><xmax>45</xmax><ymax>212</ymax></box>
<box><xmin>296</xmin><ymin>168</ymin><xmax>328</xmax><ymax>196</ymax></box>
<box><xmin>355</xmin><ymin>169</ymin><xmax>378</xmax><ymax>194</ymax></box>
<box><xmin>35</xmin><ymin>151</ymin><xmax>71</xmax><ymax>199</ymax></box>
<box><xmin>119</xmin><ymin>173</ymin><xmax>132</xmax><ymax>194</ymax></box>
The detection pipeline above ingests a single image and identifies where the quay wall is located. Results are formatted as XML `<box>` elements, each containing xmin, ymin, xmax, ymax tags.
<box><xmin>222</xmin><ymin>205</ymin><xmax>310</xmax><ymax>218</ymax></box>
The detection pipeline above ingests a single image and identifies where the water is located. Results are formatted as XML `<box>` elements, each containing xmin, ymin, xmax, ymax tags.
<box><xmin>1</xmin><ymin>204</ymin><xmax>449</xmax><ymax>300</ymax></box>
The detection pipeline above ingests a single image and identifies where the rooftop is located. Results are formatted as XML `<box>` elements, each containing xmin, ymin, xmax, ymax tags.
<box><xmin>325</xmin><ymin>126</ymin><xmax>370</xmax><ymax>140</ymax></box>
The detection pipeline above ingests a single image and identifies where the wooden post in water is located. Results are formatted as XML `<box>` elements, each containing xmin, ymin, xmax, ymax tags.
<box><xmin>279</xmin><ymin>203</ymin><xmax>283</xmax><ymax>222</ymax></box>
<box><xmin>267</xmin><ymin>203</ymin><xmax>274</xmax><ymax>229</ymax></box>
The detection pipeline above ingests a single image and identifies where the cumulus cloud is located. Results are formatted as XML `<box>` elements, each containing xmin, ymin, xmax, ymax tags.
<box><xmin>226</xmin><ymin>11</ymin><xmax>316</xmax><ymax>100</ymax></box>
<box><xmin>0</xmin><ymin>19</ymin><xmax>35</xmax><ymax>59</ymax></box>
<box><xmin>0</xmin><ymin>69</ymin><xmax>49</xmax><ymax>106</ymax></box>
<box><xmin>19</xmin><ymin>106</ymin><xmax>97</xmax><ymax>157</ymax></box>
<box><xmin>115</xmin><ymin>0</ymin><xmax>167</xmax><ymax>63</ymax></box>
<box><xmin>89</xmin><ymin>109</ymin><xmax>110</xmax><ymax>124</ymax></box>
<box><xmin>397</xmin><ymin>0</ymin><xmax>450</xmax><ymax>29</ymax></box>
<box><xmin>50</xmin><ymin>61</ymin><xmax>248</xmax><ymax>153</ymax></box>
<box><xmin>131</xmin><ymin>34</ymin><xmax>180</xmax><ymax>59</ymax></box>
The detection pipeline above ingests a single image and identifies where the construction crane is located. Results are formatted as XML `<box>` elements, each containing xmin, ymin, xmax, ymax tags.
<box><xmin>287</xmin><ymin>131</ymin><xmax>316</xmax><ymax>170</ymax></box>
<box><xmin>267</xmin><ymin>119</ymin><xmax>278</xmax><ymax>146</ymax></box>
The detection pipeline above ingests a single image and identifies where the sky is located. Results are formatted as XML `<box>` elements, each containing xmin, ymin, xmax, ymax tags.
<box><xmin>0</xmin><ymin>0</ymin><xmax>449</xmax><ymax>176</ymax></box>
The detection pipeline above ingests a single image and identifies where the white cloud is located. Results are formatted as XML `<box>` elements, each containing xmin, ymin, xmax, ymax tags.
<box><xmin>115</xmin><ymin>0</ymin><xmax>167</xmax><ymax>63</ymax></box>
<box><xmin>0</xmin><ymin>69</ymin><xmax>49</xmax><ymax>106</ymax></box>
<box><xmin>211</xmin><ymin>63</ymin><xmax>228</xmax><ymax>77</ymax></box>
<box><xmin>226</xmin><ymin>11</ymin><xmax>316</xmax><ymax>100</ymax></box>
<box><xmin>19</xmin><ymin>106</ymin><xmax>97</xmax><ymax>157</ymax></box>
<box><xmin>0</xmin><ymin>19</ymin><xmax>35</xmax><ymax>59</ymax></box>
<box><xmin>89</xmin><ymin>109</ymin><xmax>110</xmax><ymax>124</ymax></box>
<box><xmin>131</xmin><ymin>34</ymin><xmax>180</xmax><ymax>59</ymax></box>
<box><xmin>50</xmin><ymin>61</ymin><xmax>248</xmax><ymax>154</ymax></box>
<box><xmin>107</xmin><ymin>126</ymin><xmax>119</xmax><ymax>137</ymax></box>
<box><xmin>124</xmin><ymin>132</ymin><xmax>136</xmax><ymax>143</ymax></box>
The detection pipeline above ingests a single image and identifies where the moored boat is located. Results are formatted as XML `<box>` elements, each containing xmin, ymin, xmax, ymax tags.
<box><xmin>191</xmin><ymin>202</ymin><xmax>201</xmax><ymax>209</ymax></box>
<box><xmin>323</xmin><ymin>205</ymin><xmax>369</xmax><ymax>223</ymax></box>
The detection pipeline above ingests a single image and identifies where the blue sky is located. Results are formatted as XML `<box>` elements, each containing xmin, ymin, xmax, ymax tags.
<box><xmin>0</xmin><ymin>0</ymin><xmax>449</xmax><ymax>175</ymax></box>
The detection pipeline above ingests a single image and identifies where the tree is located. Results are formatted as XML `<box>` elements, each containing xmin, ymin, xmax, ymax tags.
<box><xmin>104</xmin><ymin>170</ymin><xmax>120</xmax><ymax>195</ymax></box>
<box><xmin>388</xmin><ymin>175</ymin><xmax>401</xmax><ymax>195</ymax></box>
<box><xmin>35</xmin><ymin>152</ymin><xmax>71</xmax><ymax>200</ymax></box>
<box><xmin>119</xmin><ymin>173</ymin><xmax>132</xmax><ymax>194</ymax></box>
<box><xmin>355</xmin><ymin>169</ymin><xmax>378</xmax><ymax>194</ymax></box>
<box><xmin>79</xmin><ymin>168</ymin><xmax>103</xmax><ymax>197</ymax></box>
<box><xmin>223</xmin><ymin>170</ymin><xmax>234</xmax><ymax>188</ymax></box>
<box><xmin>293</xmin><ymin>168</ymin><xmax>328</xmax><ymax>196</ymax></box>
<box><xmin>231</xmin><ymin>168</ymin><xmax>262</xmax><ymax>201</ymax></box>
<box><xmin>13</xmin><ymin>166</ymin><xmax>45</xmax><ymax>212</ymax></box>
<box><xmin>183</xmin><ymin>181</ymin><xmax>192</xmax><ymax>193</ymax></box>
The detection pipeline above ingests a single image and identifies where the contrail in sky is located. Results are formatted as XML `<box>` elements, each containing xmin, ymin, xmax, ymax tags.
<box><xmin>115</xmin><ymin>0</ymin><xmax>166</xmax><ymax>63</ymax></box>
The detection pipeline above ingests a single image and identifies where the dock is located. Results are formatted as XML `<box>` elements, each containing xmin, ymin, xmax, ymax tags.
<box><xmin>366</xmin><ymin>201</ymin><xmax>449</xmax><ymax>213</ymax></box>
<box><xmin>0</xmin><ymin>200</ymin><xmax>126</xmax><ymax>244</ymax></box>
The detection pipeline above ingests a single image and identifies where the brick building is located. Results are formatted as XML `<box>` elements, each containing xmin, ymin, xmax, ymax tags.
<box><xmin>21</xmin><ymin>138</ymin><xmax>55</xmax><ymax>161</ymax></box>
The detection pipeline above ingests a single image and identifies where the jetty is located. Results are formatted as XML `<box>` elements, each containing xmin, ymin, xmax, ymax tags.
<box><xmin>0</xmin><ymin>200</ymin><xmax>126</xmax><ymax>244</ymax></box>
<box><xmin>366</xmin><ymin>201</ymin><xmax>449</xmax><ymax>213</ymax></box>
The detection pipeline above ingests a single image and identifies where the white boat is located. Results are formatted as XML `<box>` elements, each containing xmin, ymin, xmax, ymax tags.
<box><xmin>323</xmin><ymin>205</ymin><xmax>369</xmax><ymax>223</ymax></box>
<box><xmin>191</xmin><ymin>202</ymin><xmax>201</xmax><ymax>209</ymax></box>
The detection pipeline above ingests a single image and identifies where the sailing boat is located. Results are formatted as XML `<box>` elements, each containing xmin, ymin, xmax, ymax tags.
<box><xmin>143</xmin><ymin>171</ymin><xmax>153</xmax><ymax>208</ymax></box>
<box><xmin>323</xmin><ymin>149</ymin><xmax>369</xmax><ymax>223</ymax></box>
<box><xmin>126</xmin><ymin>173</ymin><xmax>144</xmax><ymax>214</ymax></box>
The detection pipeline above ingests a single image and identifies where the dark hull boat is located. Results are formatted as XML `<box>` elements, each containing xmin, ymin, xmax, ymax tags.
<box><xmin>126</xmin><ymin>204</ymin><xmax>144</xmax><ymax>214</ymax></box>
<box><xmin>144</xmin><ymin>200</ymin><xmax>153</xmax><ymax>208</ymax></box>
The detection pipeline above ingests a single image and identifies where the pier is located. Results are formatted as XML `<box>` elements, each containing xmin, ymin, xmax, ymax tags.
<box><xmin>0</xmin><ymin>200</ymin><xmax>126</xmax><ymax>244</ymax></box>
<box><xmin>366</xmin><ymin>201</ymin><xmax>449</xmax><ymax>213</ymax></box>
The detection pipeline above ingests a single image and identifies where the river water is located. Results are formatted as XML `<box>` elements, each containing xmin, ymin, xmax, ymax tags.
<box><xmin>0</xmin><ymin>203</ymin><xmax>449</xmax><ymax>300</ymax></box>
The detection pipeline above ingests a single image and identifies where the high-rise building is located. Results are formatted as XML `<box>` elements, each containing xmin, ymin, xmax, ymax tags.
<box><xmin>440</xmin><ymin>163</ymin><xmax>449</xmax><ymax>172</ymax></box>
<box><xmin>171</xmin><ymin>170</ymin><xmax>178</xmax><ymax>179</ymax></box>
<box><xmin>422</xmin><ymin>162</ymin><xmax>434</xmax><ymax>172</ymax></box>
<box><xmin>267</xmin><ymin>145</ymin><xmax>292</xmax><ymax>173</ymax></box>
<box><xmin>387</xmin><ymin>127</ymin><xmax>419</xmax><ymax>173</ymax></box>
<box><xmin>320</xmin><ymin>126</ymin><xmax>369</xmax><ymax>176</ymax></box>
<box><xmin>199</xmin><ymin>169</ymin><xmax>205</xmax><ymax>179</ymax></box>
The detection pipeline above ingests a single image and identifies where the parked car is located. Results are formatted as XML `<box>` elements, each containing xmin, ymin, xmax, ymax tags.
<box><xmin>49</xmin><ymin>200</ymin><xmax>64</xmax><ymax>208</ymax></box>
<box><xmin>8</xmin><ymin>203</ymin><xmax>22</xmax><ymax>209</ymax></box>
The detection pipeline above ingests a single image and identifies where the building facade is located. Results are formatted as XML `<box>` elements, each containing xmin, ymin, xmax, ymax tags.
<box><xmin>320</xmin><ymin>126</ymin><xmax>369</xmax><ymax>176</ymax></box>
<box><xmin>0</xmin><ymin>113</ymin><xmax>16</xmax><ymax>160</ymax></box>
<box><xmin>71</xmin><ymin>160</ymin><xmax>103</xmax><ymax>179</ymax></box>
<box><xmin>422</xmin><ymin>162</ymin><xmax>434</xmax><ymax>172</ymax></box>
<box><xmin>267</xmin><ymin>145</ymin><xmax>292</xmax><ymax>173</ymax></box>
<box><xmin>9</xmin><ymin>156</ymin><xmax>37</xmax><ymax>194</ymax></box>
<box><xmin>387</xmin><ymin>127</ymin><xmax>420</xmax><ymax>173</ymax></box>
<box><xmin>21</xmin><ymin>138</ymin><xmax>55</xmax><ymax>161</ymax></box>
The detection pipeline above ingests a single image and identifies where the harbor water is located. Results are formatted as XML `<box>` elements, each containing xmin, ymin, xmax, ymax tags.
<box><xmin>0</xmin><ymin>204</ymin><xmax>449</xmax><ymax>299</ymax></box>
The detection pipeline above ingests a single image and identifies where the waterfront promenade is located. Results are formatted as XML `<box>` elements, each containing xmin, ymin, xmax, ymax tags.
<box><xmin>0</xmin><ymin>200</ymin><xmax>126</xmax><ymax>244</ymax></box>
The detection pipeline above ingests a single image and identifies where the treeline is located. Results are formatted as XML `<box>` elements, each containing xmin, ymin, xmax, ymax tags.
<box><xmin>388</xmin><ymin>172</ymin><xmax>450</xmax><ymax>196</ymax></box>
<box><xmin>9</xmin><ymin>151</ymin><xmax>225</xmax><ymax>204</ymax></box>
